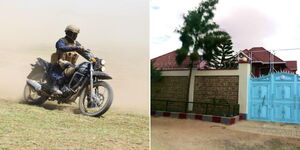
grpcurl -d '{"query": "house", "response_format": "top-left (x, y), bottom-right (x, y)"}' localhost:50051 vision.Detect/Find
top-left (152, 47), bottom-right (297, 77)
top-left (151, 47), bottom-right (299, 125)
top-left (240, 47), bottom-right (297, 77)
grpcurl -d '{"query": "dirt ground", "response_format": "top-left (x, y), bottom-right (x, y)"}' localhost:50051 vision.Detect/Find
top-left (151, 117), bottom-right (300, 150)
top-left (0, 100), bottom-right (149, 150)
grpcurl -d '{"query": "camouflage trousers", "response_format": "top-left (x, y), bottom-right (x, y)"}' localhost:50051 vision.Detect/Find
top-left (58, 59), bottom-right (75, 77)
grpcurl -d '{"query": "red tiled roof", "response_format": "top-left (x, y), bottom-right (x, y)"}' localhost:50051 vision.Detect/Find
top-left (241, 47), bottom-right (297, 72)
top-left (242, 47), bottom-right (284, 63)
top-left (285, 61), bottom-right (297, 71)
top-left (151, 50), bottom-right (206, 70)
top-left (153, 47), bottom-right (297, 72)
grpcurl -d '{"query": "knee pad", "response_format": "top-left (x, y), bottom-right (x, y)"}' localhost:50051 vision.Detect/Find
top-left (64, 66), bottom-right (75, 77)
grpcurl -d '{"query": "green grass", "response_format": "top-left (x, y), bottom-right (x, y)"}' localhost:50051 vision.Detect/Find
top-left (0, 100), bottom-right (149, 150)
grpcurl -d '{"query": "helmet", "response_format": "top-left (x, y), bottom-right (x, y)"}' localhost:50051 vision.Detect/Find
top-left (65, 25), bottom-right (80, 34)
top-left (65, 25), bottom-right (80, 41)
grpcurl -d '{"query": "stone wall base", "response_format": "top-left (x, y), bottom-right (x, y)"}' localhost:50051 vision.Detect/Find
top-left (151, 111), bottom-right (247, 125)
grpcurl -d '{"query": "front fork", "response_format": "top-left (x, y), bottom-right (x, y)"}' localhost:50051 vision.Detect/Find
top-left (89, 62), bottom-right (94, 102)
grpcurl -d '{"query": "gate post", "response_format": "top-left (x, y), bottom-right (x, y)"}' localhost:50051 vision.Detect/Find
top-left (238, 62), bottom-right (251, 116)
top-left (187, 70), bottom-right (195, 111)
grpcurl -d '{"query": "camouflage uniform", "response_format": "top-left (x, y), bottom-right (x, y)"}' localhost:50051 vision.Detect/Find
top-left (51, 25), bottom-right (81, 78)
top-left (49, 25), bottom-right (82, 95)
top-left (54, 37), bottom-right (81, 77)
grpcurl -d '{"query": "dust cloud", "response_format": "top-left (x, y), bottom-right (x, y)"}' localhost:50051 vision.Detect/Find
top-left (0, 0), bottom-right (149, 115)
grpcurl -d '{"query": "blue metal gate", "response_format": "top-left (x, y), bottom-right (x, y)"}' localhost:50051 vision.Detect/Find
top-left (249, 72), bottom-right (300, 123)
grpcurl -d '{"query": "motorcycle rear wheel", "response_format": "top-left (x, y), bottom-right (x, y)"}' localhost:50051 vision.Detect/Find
top-left (79, 81), bottom-right (113, 117)
top-left (23, 72), bottom-right (48, 105)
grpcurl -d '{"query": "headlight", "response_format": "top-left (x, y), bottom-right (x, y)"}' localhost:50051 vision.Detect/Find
top-left (99, 59), bottom-right (106, 65)
top-left (100, 66), bottom-right (105, 72)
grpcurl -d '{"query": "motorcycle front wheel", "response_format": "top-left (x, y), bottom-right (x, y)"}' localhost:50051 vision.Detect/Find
top-left (79, 81), bottom-right (113, 117)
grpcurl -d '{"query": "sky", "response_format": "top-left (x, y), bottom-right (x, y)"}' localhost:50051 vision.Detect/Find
top-left (150, 0), bottom-right (300, 66)
top-left (0, 0), bottom-right (149, 114)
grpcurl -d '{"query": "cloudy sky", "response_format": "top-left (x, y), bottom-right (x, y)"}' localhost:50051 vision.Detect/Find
top-left (150, 0), bottom-right (300, 64)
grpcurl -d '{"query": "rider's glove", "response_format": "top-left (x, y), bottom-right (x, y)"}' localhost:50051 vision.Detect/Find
top-left (76, 46), bottom-right (85, 51)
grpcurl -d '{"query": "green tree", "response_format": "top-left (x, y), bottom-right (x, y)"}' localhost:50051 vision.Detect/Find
top-left (205, 32), bottom-right (237, 69)
top-left (176, 0), bottom-right (219, 65)
top-left (175, 0), bottom-right (220, 104)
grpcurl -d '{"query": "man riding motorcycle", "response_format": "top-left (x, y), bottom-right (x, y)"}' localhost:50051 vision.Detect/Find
top-left (24, 24), bottom-right (113, 116)
top-left (50, 25), bottom-right (85, 95)
top-left (50, 25), bottom-right (98, 107)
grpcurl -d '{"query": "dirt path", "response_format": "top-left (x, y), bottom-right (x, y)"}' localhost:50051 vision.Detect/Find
top-left (151, 117), bottom-right (300, 150)
top-left (228, 120), bottom-right (300, 138)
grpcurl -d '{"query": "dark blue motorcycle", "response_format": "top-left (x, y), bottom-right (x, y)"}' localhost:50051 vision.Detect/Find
top-left (24, 50), bottom-right (113, 117)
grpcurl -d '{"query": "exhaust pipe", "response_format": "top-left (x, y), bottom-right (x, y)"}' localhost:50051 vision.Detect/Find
top-left (27, 79), bottom-right (42, 91)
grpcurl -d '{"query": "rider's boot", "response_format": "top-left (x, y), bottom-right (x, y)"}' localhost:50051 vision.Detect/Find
top-left (51, 80), bottom-right (62, 95)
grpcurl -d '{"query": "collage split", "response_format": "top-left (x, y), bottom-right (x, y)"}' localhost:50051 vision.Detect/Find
top-left (1, 0), bottom-right (300, 150)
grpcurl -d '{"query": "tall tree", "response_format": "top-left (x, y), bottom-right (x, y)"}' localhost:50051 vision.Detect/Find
top-left (205, 31), bottom-right (236, 69)
top-left (175, 0), bottom-right (220, 105)
top-left (176, 0), bottom-right (219, 65)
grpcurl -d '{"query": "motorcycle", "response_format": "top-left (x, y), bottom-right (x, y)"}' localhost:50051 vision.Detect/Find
top-left (24, 49), bottom-right (113, 117)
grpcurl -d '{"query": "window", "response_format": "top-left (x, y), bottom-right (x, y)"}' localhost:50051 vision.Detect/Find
top-left (260, 68), bottom-right (269, 76)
